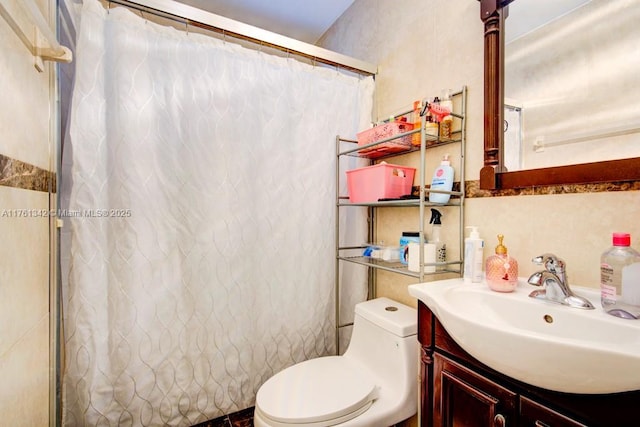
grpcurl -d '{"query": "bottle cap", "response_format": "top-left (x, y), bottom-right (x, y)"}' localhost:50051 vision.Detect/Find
top-left (495, 234), bottom-right (508, 255)
top-left (466, 226), bottom-right (480, 239)
top-left (613, 233), bottom-right (631, 246)
top-left (402, 231), bottom-right (420, 237)
top-left (441, 153), bottom-right (451, 166)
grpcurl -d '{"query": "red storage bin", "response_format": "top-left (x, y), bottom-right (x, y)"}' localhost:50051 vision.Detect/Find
top-left (346, 163), bottom-right (416, 203)
top-left (357, 121), bottom-right (414, 158)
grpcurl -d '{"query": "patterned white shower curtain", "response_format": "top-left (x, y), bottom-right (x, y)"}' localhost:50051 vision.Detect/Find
top-left (60, 1), bottom-right (373, 425)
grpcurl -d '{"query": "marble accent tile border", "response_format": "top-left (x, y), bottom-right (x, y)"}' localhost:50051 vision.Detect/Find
top-left (0, 154), bottom-right (55, 193)
top-left (465, 179), bottom-right (640, 198)
top-left (414, 180), bottom-right (639, 200)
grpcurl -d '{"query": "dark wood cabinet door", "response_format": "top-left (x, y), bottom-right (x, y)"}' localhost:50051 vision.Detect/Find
top-left (520, 396), bottom-right (587, 427)
top-left (434, 354), bottom-right (517, 427)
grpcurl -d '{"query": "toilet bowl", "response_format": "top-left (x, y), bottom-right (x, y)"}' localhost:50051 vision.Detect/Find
top-left (254, 297), bottom-right (418, 427)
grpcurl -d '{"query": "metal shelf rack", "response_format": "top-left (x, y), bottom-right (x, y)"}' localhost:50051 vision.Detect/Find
top-left (334, 86), bottom-right (467, 353)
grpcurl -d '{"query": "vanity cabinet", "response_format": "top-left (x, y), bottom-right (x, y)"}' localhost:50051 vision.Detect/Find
top-left (434, 353), bottom-right (517, 427)
top-left (418, 301), bottom-right (640, 427)
top-left (519, 397), bottom-right (587, 427)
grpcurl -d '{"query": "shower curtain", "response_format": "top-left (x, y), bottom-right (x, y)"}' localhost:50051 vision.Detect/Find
top-left (60, 0), bottom-right (373, 425)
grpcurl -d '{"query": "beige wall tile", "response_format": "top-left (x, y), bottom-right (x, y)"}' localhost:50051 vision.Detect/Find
top-left (467, 191), bottom-right (640, 288)
top-left (0, 5), bottom-right (53, 170)
top-left (0, 317), bottom-right (49, 426)
top-left (0, 0), bottom-right (54, 425)
top-left (0, 186), bottom-right (50, 356)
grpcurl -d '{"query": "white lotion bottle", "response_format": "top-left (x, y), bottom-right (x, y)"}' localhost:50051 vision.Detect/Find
top-left (429, 154), bottom-right (454, 204)
top-left (464, 226), bottom-right (484, 283)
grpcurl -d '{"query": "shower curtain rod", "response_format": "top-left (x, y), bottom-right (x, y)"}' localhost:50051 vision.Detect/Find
top-left (107, 0), bottom-right (378, 75)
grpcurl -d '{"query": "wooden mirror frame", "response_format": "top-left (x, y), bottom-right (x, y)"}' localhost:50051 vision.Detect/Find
top-left (479, 0), bottom-right (640, 190)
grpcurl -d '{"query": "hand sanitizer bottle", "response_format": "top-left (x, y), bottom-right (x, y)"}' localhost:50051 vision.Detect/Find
top-left (601, 233), bottom-right (640, 319)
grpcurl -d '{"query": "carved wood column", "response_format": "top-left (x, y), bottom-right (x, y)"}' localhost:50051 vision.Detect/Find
top-left (480, 0), bottom-right (506, 190)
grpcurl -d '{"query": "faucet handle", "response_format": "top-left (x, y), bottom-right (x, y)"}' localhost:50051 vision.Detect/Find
top-left (531, 253), bottom-right (565, 273)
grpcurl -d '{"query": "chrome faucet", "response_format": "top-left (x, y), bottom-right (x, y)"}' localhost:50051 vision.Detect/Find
top-left (527, 254), bottom-right (595, 309)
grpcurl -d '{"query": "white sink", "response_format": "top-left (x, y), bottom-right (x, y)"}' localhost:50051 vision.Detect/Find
top-left (409, 278), bottom-right (640, 394)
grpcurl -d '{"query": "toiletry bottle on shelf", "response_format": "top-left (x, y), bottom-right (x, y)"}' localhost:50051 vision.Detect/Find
top-left (408, 241), bottom-right (436, 273)
top-left (463, 226), bottom-right (484, 283)
top-left (424, 114), bottom-right (439, 143)
top-left (485, 234), bottom-right (519, 292)
top-left (600, 233), bottom-right (640, 319)
top-left (430, 208), bottom-right (446, 271)
top-left (440, 114), bottom-right (453, 140)
top-left (406, 230), bottom-right (436, 273)
top-left (411, 100), bottom-right (422, 146)
top-left (440, 90), bottom-right (453, 111)
top-left (439, 90), bottom-right (453, 140)
top-left (399, 232), bottom-right (421, 265)
top-left (428, 154), bottom-right (454, 204)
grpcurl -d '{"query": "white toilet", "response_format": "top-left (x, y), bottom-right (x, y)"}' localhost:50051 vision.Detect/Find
top-left (254, 297), bottom-right (418, 427)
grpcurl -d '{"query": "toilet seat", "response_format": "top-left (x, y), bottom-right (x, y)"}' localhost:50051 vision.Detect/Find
top-left (256, 356), bottom-right (378, 426)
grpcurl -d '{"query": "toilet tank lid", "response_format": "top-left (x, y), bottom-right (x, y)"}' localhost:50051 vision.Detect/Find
top-left (355, 297), bottom-right (417, 337)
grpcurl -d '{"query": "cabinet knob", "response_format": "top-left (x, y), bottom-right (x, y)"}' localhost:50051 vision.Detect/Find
top-left (493, 414), bottom-right (506, 427)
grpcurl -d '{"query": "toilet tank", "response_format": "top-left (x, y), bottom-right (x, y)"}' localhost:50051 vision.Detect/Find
top-left (344, 297), bottom-right (418, 388)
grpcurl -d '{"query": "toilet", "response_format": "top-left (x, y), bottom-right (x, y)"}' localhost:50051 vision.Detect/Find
top-left (254, 297), bottom-right (418, 427)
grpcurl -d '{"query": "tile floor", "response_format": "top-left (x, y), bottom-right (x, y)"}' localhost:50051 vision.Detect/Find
top-left (192, 407), bottom-right (254, 427)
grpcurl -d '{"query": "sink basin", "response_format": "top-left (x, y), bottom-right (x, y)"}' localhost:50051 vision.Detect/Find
top-left (409, 278), bottom-right (640, 394)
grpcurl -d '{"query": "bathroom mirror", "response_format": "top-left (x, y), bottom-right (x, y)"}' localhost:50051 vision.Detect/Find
top-left (479, 0), bottom-right (640, 190)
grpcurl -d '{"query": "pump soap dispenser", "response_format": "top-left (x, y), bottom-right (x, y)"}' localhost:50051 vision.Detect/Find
top-left (485, 234), bottom-right (519, 292)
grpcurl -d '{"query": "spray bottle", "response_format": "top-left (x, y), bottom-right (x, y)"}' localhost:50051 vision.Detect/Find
top-left (430, 209), bottom-right (446, 270)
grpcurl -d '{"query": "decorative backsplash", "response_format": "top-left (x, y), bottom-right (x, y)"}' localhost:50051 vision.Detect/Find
top-left (416, 179), bottom-right (640, 200)
top-left (0, 154), bottom-right (55, 193)
top-left (465, 179), bottom-right (640, 197)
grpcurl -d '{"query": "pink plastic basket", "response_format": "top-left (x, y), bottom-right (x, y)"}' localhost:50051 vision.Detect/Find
top-left (346, 163), bottom-right (416, 203)
top-left (357, 121), bottom-right (414, 158)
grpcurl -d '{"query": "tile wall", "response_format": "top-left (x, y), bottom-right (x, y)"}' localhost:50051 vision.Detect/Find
top-left (0, 0), bottom-right (56, 424)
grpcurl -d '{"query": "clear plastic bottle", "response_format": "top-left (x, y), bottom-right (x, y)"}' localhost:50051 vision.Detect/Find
top-left (600, 233), bottom-right (640, 319)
